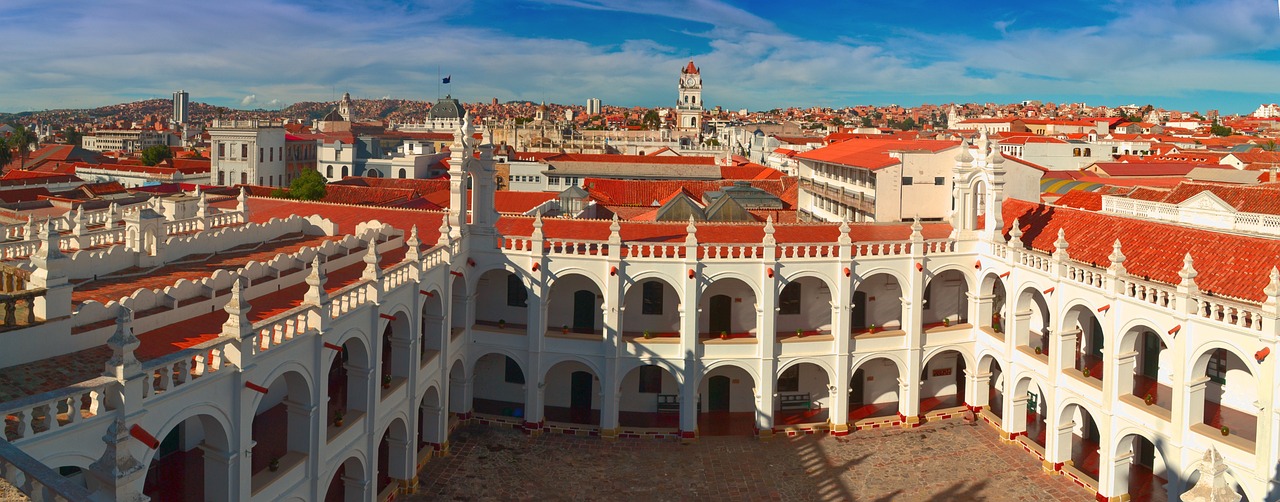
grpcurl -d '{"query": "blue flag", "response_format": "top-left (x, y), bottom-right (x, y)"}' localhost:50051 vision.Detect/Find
top-left (442, 75), bottom-right (451, 84)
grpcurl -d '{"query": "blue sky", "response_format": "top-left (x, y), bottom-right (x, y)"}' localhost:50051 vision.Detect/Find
top-left (2, 0), bottom-right (1279, 114)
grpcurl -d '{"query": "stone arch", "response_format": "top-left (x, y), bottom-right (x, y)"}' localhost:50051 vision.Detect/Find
top-left (1189, 341), bottom-right (1259, 445)
top-left (470, 351), bottom-right (527, 419)
top-left (542, 359), bottom-right (602, 426)
top-left (920, 348), bottom-right (971, 413)
top-left (1060, 302), bottom-right (1105, 380)
top-left (622, 271), bottom-right (685, 304)
top-left (1110, 427), bottom-right (1172, 501)
top-left (851, 270), bottom-right (904, 332)
top-left (248, 367), bottom-right (314, 475)
top-left (420, 290), bottom-right (445, 364)
top-left (621, 274), bottom-right (682, 337)
top-left (138, 406), bottom-right (234, 502)
top-left (774, 359), bottom-right (833, 421)
top-left (447, 359), bottom-right (467, 415)
top-left (323, 454), bottom-right (368, 502)
top-left (977, 353), bottom-right (1005, 418)
top-left (978, 272), bottom-right (1007, 331)
top-left (617, 362), bottom-right (682, 429)
top-left (849, 355), bottom-right (904, 422)
top-left (545, 267), bottom-right (606, 294)
top-left (1012, 285), bottom-right (1050, 350)
top-left (324, 328), bottom-right (372, 374)
top-left (702, 270), bottom-right (762, 298)
top-left (545, 272), bottom-right (605, 335)
top-left (701, 359), bottom-right (761, 384)
top-left (472, 266), bottom-right (533, 328)
top-left (376, 416), bottom-right (411, 493)
top-left (418, 386), bottom-right (444, 450)
top-left (776, 273), bottom-right (834, 334)
top-left (922, 267), bottom-right (971, 326)
top-left (1011, 373), bottom-right (1050, 447)
top-left (1056, 399), bottom-right (1104, 482)
top-left (1117, 320), bottom-right (1173, 411)
top-left (701, 275), bottom-right (759, 336)
top-left (698, 361), bottom-right (759, 434)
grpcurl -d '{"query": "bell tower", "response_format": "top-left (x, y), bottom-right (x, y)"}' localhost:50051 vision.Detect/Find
top-left (676, 60), bottom-right (703, 133)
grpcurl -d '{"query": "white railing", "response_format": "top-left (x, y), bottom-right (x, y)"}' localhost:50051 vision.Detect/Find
top-left (253, 308), bottom-right (312, 352)
top-left (423, 245), bottom-right (448, 271)
top-left (1066, 264), bottom-right (1105, 289)
top-left (622, 243), bottom-right (682, 258)
top-left (382, 262), bottom-right (414, 291)
top-left (164, 217), bottom-right (202, 234)
top-left (0, 241), bottom-right (40, 260)
top-left (1193, 296), bottom-right (1264, 332)
top-left (1, 377), bottom-right (114, 442)
top-left (330, 281), bottom-right (371, 319)
top-left (1103, 195), bottom-right (1280, 237)
top-left (922, 239), bottom-right (958, 255)
top-left (140, 337), bottom-right (238, 401)
top-left (853, 241), bottom-right (909, 257)
top-left (82, 228), bottom-right (126, 249)
top-left (700, 244), bottom-right (764, 259)
top-left (546, 240), bottom-right (608, 256)
top-left (777, 243), bottom-right (839, 259)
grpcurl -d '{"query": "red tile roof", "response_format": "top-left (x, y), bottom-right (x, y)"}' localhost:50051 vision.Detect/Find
top-left (1052, 191), bottom-right (1103, 210)
top-left (1003, 198), bottom-right (1280, 303)
top-left (796, 139), bottom-right (959, 170)
top-left (1158, 182), bottom-right (1280, 215)
top-left (543, 153), bottom-right (717, 165)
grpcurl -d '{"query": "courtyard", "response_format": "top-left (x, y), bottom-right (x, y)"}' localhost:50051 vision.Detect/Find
top-left (410, 420), bottom-right (1092, 501)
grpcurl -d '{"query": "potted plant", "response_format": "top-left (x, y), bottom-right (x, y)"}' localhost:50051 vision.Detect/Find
top-left (269, 457), bottom-right (280, 472)
top-left (796, 328), bottom-right (805, 338)
top-left (498, 319), bottom-right (507, 329)
top-left (382, 374), bottom-right (392, 389)
top-left (333, 410), bottom-right (344, 427)
top-left (643, 330), bottom-right (653, 339)
top-left (1082, 367), bottom-right (1091, 378)
top-left (1035, 346), bottom-right (1042, 355)
top-left (1144, 393), bottom-right (1154, 406)
top-left (943, 317), bottom-right (951, 327)
top-left (561, 325), bottom-right (570, 334)
top-left (1220, 425), bottom-right (1230, 436)
top-left (869, 323), bottom-right (877, 333)
top-left (720, 331), bottom-right (729, 340)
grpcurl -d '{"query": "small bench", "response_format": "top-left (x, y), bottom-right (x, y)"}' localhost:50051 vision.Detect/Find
top-left (779, 393), bottom-right (812, 411)
top-left (657, 394), bottom-right (680, 413)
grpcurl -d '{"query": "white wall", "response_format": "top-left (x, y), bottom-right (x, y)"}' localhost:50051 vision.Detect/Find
top-left (857, 358), bottom-right (900, 405)
top-left (474, 271), bottom-right (529, 325)
top-left (698, 365), bottom-right (756, 412)
top-left (545, 275), bottom-right (602, 331)
top-left (855, 274), bottom-right (903, 329)
top-left (618, 366), bottom-right (680, 413)
top-left (699, 279), bottom-right (758, 334)
top-left (621, 280), bottom-right (680, 334)
top-left (775, 277), bottom-right (832, 333)
top-left (543, 361), bottom-right (600, 410)
top-left (473, 354), bottom-right (526, 404)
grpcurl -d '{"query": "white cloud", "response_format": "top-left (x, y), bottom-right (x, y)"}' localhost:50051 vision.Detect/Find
top-left (0, 0), bottom-right (1276, 112)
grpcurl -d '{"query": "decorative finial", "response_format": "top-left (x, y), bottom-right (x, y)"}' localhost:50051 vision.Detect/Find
top-left (1180, 253), bottom-right (1197, 284)
top-left (1266, 267), bottom-right (1280, 299)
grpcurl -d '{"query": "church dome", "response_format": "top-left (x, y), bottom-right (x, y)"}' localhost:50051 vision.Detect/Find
top-left (429, 96), bottom-right (463, 120)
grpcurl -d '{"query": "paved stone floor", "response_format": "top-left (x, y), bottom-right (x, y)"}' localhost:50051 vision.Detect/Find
top-left (410, 420), bottom-right (1092, 501)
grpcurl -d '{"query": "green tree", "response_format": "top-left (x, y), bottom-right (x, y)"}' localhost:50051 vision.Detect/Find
top-left (8, 124), bottom-right (37, 169)
top-left (140, 144), bottom-right (173, 166)
top-left (861, 116), bottom-right (873, 127)
top-left (286, 168), bottom-right (327, 200)
top-left (0, 135), bottom-right (10, 169)
top-left (1210, 121), bottom-right (1233, 137)
top-left (62, 128), bottom-right (83, 147)
top-left (642, 110), bottom-right (660, 130)
top-left (900, 117), bottom-right (917, 130)
top-left (1261, 140), bottom-right (1280, 152)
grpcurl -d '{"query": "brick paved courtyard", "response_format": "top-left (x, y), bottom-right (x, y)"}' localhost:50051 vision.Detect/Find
top-left (411, 420), bottom-right (1092, 501)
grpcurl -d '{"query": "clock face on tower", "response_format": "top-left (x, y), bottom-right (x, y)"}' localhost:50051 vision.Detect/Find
top-left (682, 75), bottom-right (697, 87)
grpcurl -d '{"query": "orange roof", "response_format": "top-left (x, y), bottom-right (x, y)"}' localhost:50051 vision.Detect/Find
top-left (543, 153), bottom-right (717, 165)
top-left (1004, 198), bottom-right (1280, 303)
top-left (796, 139), bottom-right (958, 170)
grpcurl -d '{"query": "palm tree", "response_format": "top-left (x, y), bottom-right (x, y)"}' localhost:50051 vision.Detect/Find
top-left (0, 134), bottom-right (10, 171)
top-left (8, 124), bottom-right (37, 169)
top-left (1260, 140), bottom-right (1279, 152)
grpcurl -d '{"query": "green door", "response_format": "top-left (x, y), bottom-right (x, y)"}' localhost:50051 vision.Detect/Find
top-left (573, 290), bottom-right (595, 332)
top-left (708, 375), bottom-right (731, 411)
top-left (709, 295), bottom-right (732, 334)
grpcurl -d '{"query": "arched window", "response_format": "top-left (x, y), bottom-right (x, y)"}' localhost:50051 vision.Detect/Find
top-left (241, 172), bottom-right (248, 185)
top-left (398, 168), bottom-right (407, 179)
top-left (326, 165), bottom-right (333, 178)
top-left (341, 166), bottom-right (349, 177)
top-left (1084, 148), bottom-right (1092, 156)
top-left (1072, 148), bottom-right (1081, 157)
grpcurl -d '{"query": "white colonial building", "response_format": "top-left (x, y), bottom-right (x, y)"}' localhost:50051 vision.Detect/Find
top-left (0, 117), bottom-right (1274, 502)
